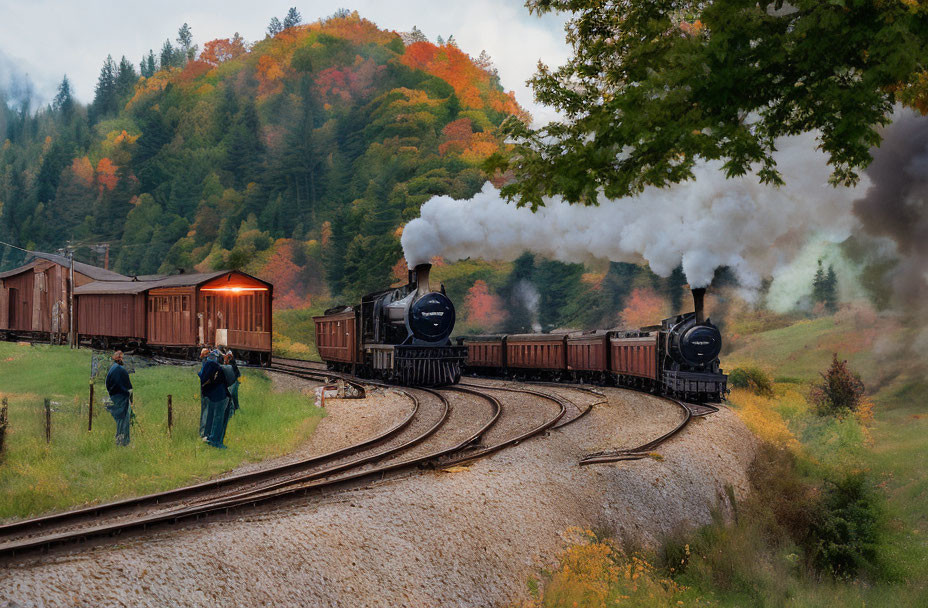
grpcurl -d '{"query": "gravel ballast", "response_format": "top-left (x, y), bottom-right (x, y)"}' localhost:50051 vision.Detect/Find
top-left (1, 383), bottom-right (757, 607)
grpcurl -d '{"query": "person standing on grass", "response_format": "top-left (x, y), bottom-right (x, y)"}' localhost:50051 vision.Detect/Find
top-left (221, 350), bottom-right (241, 416)
top-left (207, 350), bottom-right (240, 449)
top-left (197, 347), bottom-right (217, 439)
top-left (200, 348), bottom-right (231, 449)
top-left (104, 351), bottom-right (133, 446)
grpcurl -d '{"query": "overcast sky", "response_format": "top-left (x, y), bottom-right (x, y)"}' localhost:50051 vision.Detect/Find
top-left (0, 0), bottom-right (571, 124)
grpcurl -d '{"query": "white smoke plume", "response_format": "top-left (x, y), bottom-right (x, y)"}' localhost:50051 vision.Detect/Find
top-left (402, 132), bottom-right (867, 290)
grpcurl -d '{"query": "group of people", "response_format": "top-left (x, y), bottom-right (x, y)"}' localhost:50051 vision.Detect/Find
top-left (198, 347), bottom-right (241, 449)
top-left (102, 347), bottom-right (241, 448)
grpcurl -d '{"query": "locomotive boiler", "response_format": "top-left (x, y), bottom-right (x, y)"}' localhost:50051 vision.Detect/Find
top-left (314, 263), bottom-right (466, 386)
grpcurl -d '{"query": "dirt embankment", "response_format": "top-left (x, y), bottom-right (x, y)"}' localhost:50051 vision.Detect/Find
top-left (0, 381), bottom-right (756, 608)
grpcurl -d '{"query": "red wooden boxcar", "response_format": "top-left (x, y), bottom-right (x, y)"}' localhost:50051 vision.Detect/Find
top-left (75, 281), bottom-right (151, 342)
top-left (313, 309), bottom-right (359, 365)
top-left (566, 331), bottom-right (609, 377)
top-left (506, 333), bottom-right (567, 371)
top-left (609, 334), bottom-right (658, 384)
top-left (462, 335), bottom-right (506, 370)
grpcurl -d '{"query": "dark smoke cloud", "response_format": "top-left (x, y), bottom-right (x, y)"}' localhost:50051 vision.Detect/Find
top-left (854, 108), bottom-right (928, 309)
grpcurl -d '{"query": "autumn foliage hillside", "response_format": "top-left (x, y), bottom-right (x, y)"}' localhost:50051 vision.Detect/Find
top-left (0, 11), bottom-right (526, 309)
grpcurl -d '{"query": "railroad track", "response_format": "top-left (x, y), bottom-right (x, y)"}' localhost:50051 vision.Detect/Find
top-left (0, 361), bottom-right (570, 560)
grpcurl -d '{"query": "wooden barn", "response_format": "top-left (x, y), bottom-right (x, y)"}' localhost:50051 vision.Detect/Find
top-left (0, 252), bottom-right (129, 342)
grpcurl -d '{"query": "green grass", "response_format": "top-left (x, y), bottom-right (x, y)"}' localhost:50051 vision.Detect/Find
top-left (0, 342), bottom-right (324, 520)
top-left (273, 303), bottom-right (329, 361)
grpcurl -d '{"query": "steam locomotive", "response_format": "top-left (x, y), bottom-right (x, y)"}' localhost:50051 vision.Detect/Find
top-left (314, 263), bottom-right (466, 385)
top-left (459, 288), bottom-right (727, 402)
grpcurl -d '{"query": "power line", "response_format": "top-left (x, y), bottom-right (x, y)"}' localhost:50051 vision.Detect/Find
top-left (0, 240), bottom-right (32, 255)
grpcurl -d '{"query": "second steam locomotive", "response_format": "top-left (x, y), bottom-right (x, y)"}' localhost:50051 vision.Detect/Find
top-left (314, 264), bottom-right (466, 386)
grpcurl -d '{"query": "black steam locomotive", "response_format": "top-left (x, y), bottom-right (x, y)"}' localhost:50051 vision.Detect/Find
top-left (314, 263), bottom-right (466, 385)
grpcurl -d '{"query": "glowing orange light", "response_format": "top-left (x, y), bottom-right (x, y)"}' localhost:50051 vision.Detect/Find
top-left (200, 287), bottom-right (269, 293)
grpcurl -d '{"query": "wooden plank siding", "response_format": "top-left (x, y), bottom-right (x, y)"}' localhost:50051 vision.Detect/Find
top-left (506, 335), bottom-right (568, 370)
top-left (77, 294), bottom-right (146, 338)
top-left (566, 334), bottom-right (609, 372)
top-left (147, 288), bottom-right (196, 346)
top-left (465, 338), bottom-right (506, 368)
top-left (609, 335), bottom-right (658, 379)
top-left (313, 311), bottom-right (358, 363)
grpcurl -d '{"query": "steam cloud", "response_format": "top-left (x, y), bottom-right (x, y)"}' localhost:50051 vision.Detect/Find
top-left (854, 108), bottom-right (928, 308)
top-left (402, 132), bottom-right (866, 290)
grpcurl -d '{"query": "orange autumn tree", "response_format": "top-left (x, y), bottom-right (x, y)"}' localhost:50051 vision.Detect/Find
top-left (261, 240), bottom-right (306, 310)
top-left (95, 158), bottom-right (119, 193)
top-left (464, 280), bottom-right (507, 329)
top-left (619, 288), bottom-right (668, 328)
top-left (201, 36), bottom-right (248, 66)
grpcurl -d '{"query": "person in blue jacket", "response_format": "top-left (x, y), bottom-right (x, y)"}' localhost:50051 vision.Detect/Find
top-left (208, 350), bottom-right (241, 448)
top-left (199, 348), bottom-right (231, 449)
top-left (104, 351), bottom-right (133, 446)
top-left (197, 348), bottom-right (214, 439)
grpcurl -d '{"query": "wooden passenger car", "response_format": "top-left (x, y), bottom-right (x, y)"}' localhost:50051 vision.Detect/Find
top-left (506, 333), bottom-right (568, 372)
top-left (0, 252), bottom-right (129, 342)
top-left (75, 280), bottom-right (152, 343)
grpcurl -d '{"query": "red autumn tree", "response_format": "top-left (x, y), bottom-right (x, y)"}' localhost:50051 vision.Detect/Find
top-left (200, 37), bottom-right (247, 66)
top-left (619, 288), bottom-right (668, 328)
top-left (95, 158), bottom-right (119, 192)
top-left (464, 280), bottom-right (506, 328)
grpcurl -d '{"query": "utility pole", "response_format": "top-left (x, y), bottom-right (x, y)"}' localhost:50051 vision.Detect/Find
top-left (68, 248), bottom-right (75, 349)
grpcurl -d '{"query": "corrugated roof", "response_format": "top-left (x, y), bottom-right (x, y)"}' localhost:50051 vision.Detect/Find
top-left (74, 270), bottom-right (272, 296)
top-left (74, 280), bottom-right (162, 295)
top-left (29, 251), bottom-right (131, 282)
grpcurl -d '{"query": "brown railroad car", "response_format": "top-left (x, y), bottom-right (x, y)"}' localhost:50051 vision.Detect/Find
top-left (506, 333), bottom-right (567, 372)
top-left (313, 309), bottom-right (359, 365)
top-left (609, 334), bottom-right (658, 381)
top-left (566, 331), bottom-right (609, 378)
top-left (0, 252), bottom-right (128, 342)
top-left (462, 335), bottom-right (506, 370)
top-left (75, 281), bottom-right (151, 343)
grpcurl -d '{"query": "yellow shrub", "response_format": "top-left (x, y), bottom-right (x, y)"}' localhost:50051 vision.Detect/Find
top-left (728, 388), bottom-right (800, 450)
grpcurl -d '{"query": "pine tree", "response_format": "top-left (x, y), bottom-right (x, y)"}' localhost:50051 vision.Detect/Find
top-left (140, 50), bottom-right (157, 77)
top-left (115, 56), bottom-right (138, 101)
top-left (267, 17), bottom-right (283, 37)
top-left (176, 23), bottom-right (196, 62)
top-left (90, 55), bottom-right (118, 122)
top-left (824, 265), bottom-right (839, 312)
top-left (282, 7), bottom-right (302, 29)
top-left (52, 75), bottom-right (74, 122)
top-left (812, 259), bottom-right (826, 308)
top-left (160, 39), bottom-right (178, 69)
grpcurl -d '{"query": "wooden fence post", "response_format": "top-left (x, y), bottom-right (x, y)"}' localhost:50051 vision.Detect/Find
top-left (167, 395), bottom-right (173, 437)
top-left (44, 398), bottom-right (51, 444)
top-left (88, 382), bottom-right (94, 432)
top-left (0, 397), bottom-right (8, 455)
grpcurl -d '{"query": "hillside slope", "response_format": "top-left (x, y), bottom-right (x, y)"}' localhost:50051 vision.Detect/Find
top-left (0, 12), bottom-right (525, 306)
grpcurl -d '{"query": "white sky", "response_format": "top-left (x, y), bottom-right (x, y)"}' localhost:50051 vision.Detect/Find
top-left (0, 0), bottom-right (571, 125)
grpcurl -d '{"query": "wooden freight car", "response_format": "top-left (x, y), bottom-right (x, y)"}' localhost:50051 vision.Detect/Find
top-left (0, 251), bottom-right (129, 343)
top-left (506, 333), bottom-right (568, 378)
top-left (609, 332), bottom-right (659, 391)
top-left (566, 331), bottom-right (610, 382)
top-left (460, 335), bottom-right (506, 373)
top-left (313, 308), bottom-right (359, 371)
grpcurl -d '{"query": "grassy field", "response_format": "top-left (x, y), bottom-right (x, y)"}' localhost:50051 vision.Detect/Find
top-left (0, 342), bottom-right (324, 521)
top-left (530, 307), bottom-right (927, 607)
top-left (273, 304), bottom-right (327, 361)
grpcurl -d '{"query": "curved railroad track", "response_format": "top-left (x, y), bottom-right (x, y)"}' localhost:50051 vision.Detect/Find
top-left (0, 360), bottom-right (573, 560)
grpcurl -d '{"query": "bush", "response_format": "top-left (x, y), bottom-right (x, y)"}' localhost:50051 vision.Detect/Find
top-left (810, 472), bottom-right (884, 579)
top-left (810, 353), bottom-right (865, 416)
top-left (728, 365), bottom-right (774, 397)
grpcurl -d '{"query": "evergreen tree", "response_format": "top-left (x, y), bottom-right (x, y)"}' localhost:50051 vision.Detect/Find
top-left (160, 39), bottom-right (179, 69)
top-left (140, 50), bottom-right (157, 77)
top-left (267, 17), bottom-right (283, 37)
top-left (115, 56), bottom-right (138, 101)
top-left (176, 23), bottom-right (196, 62)
top-left (812, 259), bottom-right (827, 309)
top-left (282, 7), bottom-right (302, 29)
top-left (824, 265), bottom-right (839, 313)
top-left (90, 55), bottom-right (118, 122)
top-left (52, 75), bottom-right (74, 122)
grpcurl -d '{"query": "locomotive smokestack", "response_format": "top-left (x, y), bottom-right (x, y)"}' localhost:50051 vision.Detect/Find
top-left (692, 288), bottom-right (706, 324)
top-left (414, 263), bottom-right (432, 298)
